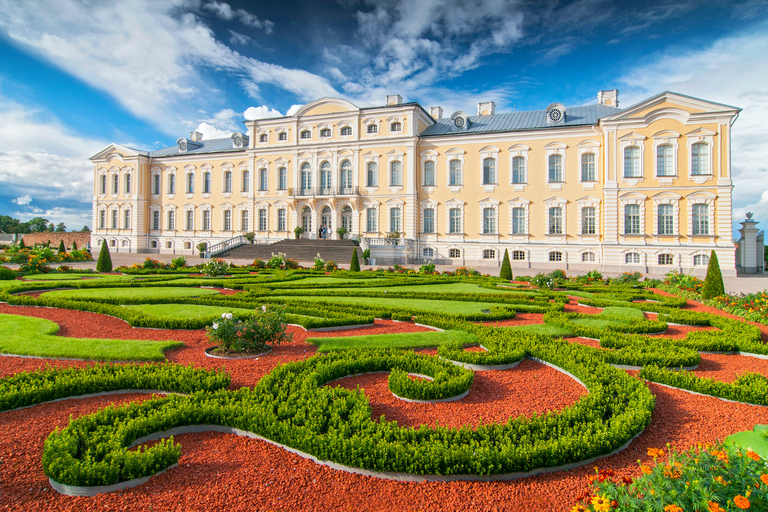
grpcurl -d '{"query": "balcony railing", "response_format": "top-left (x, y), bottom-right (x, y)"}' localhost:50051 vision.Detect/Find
top-left (291, 186), bottom-right (359, 197)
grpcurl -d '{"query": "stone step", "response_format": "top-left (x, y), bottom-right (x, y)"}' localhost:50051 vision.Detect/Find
top-left (218, 238), bottom-right (360, 264)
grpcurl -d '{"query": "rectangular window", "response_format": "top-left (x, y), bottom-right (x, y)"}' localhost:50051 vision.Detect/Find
top-left (167, 210), bottom-right (175, 230)
top-left (692, 204), bottom-right (709, 235)
top-left (422, 247), bottom-right (433, 257)
top-left (581, 207), bottom-right (596, 235)
top-left (112, 174), bottom-right (119, 194)
top-left (186, 173), bottom-right (194, 194)
top-left (125, 174), bottom-right (131, 194)
top-left (223, 210), bottom-right (231, 231)
top-left (390, 161), bottom-right (402, 187)
top-left (626, 253), bottom-right (640, 264)
top-left (512, 208), bottom-right (525, 235)
top-left (658, 204), bottom-right (674, 235)
top-left (549, 251), bottom-right (562, 262)
top-left (203, 173), bottom-right (211, 194)
top-left (582, 252), bottom-right (596, 262)
top-left (423, 161), bottom-right (435, 186)
top-left (278, 167), bottom-right (287, 190)
top-left (657, 145), bottom-right (674, 176)
top-left (548, 155), bottom-right (563, 182)
top-left (258, 209), bottom-right (267, 231)
top-left (482, 208), bottom-right (496, 234)
top-left (691, 143), bottom-right (709, 175)
top-left (548, 207), bottom-right (563, 234)
top-left (367, 163), bottom-right (378, 187)
top-left (482, 249), bottom-right (495, 259)
top-left (277, 209), bottom-right (286, 231)
top-left (202, 210), bottom-right (211, 231)
top-left (624, 147), bottom-right (641, 178)
top-left (259, 169), bottom-right (268, 191)
top-left (153, 175), bottom-right (160, 195)
top-left (624, 204), bottom-right (640, 234)
top-left (111, 210), bottom-right (118, 229)
top-left (186, 210), bottom-right (194, 231)
top-left (223, 171), bottom-right (232, 193)
top-left (242, 170), bottom-right (250, 192)
top-left (482, 158), bottom-right (496, 185)
top-left (390, 207), bottom-right (401, 233)
top-left (366, 208), bottom-right (377, 232)
top-left (152, 211), bottom-right (160, 230)
top-left (449, 160), bottom-right (462, 186)
top-left (512, 250), bottom-right (525, 260)
top-left (449, 248), bottom-right (461, 258)
top-left (581, 153), bottom-right (596, 181)
top-left (99, 210), bottom-right (105, 229)
top-left (168, 174), bottom-right (175, 195)
top-left (512, 157), bottom-right (525, 184)
top-left (100, 175), bottom-right (107, 195)
top-left (123, 210), bottom-right (130, 229)
top-left (241, 210), bottom-right (248, 231)
top-left (449, 208), bottom-right (461, 234)
top-left (658, 254), bottom-right (674, 265)
top-left (423, 208), bottom-right (434, 233)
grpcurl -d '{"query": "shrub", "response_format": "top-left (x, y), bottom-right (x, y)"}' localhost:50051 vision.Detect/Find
top-left (313, 253), bottom-right (325, 271)
top-left (548, 269), bottom-right (566, 281)
top-left (202, 258), bottom-right (229, 277)
top-left (350, 248), bottom-right (360, 272)
top-left (170, 256), bottom-right (187, 270)
top-left (499, 249), bottom-right (513, 280)
top-left (57, 240), bottom-right (66, 254)
top-left (362, 248), bottom-right (371, 260)
top-left (72, 240), bottom-right (77, 251)
top-left (455, 266), bottom-right (480, 276)
top-left (18, 238), bottom-right (26, 249)
top-left (612, 271), bottom-right (642, 284)
top-left (21, 255), bottom-right (51, 274)
top-left (206, 307), bottom-right (292, 353)
top-left (0, 266), bottom-right (16, 280)
top-left (251, 258), bottom-right (267, 269)
top-left (531, 273), bottom-right (555, 290)
top-left (419, 259), bottom-right (435, 274)
top-left (701, 250), bottom-right (725, 300)
top-left (96, 240), bottom-right (113, 273)
top-left (142, 257), bottom-right (166, 270)
top-left (196, 242), bottom-right (208, 256)
top-left (267, 252), bottom-right (286, 269)
top-left (324, 260), bottom-right (338, 272)
top-left (244, 232), bottom-right (255, 243)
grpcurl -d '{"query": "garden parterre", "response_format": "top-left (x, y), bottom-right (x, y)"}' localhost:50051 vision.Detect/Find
top-left (0, 267), bottom-right (766, 511)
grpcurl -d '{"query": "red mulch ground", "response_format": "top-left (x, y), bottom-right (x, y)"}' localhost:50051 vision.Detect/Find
top-left (0, 296), bottom-right (767, 512)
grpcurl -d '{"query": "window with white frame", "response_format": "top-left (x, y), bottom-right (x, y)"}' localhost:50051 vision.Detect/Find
top-left (658, 254), bottom-right (674, 265)
top-left (422, 247), bottom-right (433, 257)
top-left (223, 171), bottom-right (232, 193)
top-left (390, 121), bottom-right (401, 132)
top-left (112, 174), bottom-right (119, 194)
top-left (340, 126), bottom-right (352, 136)
top-left (692, 204), bottom-right (709, 235)
top-left (449, 248), bottom-right (461, 258)
top-left (340, 160), bottom-right (353, 190)
top-left (223, 210), bottom-right (232, 231)
top-left (320, 161), bottom-right (332, 191)
top-left (259, 168), bottom-right (268, 191)
top-left (624, 204), bottom-right (641, 234)
top-left (482, 208), bottom-right (496, 234)
top-left (167, 210), bottom-right (175, 230)
top-left (165, 241), bottom-right (172, 249)
top-left (512, 208), bottom-right (525, 234)
top-left (110, 239), bottom-right (116, 247)
top-left (153, 174), bottom-right (160, 195)
top-left (202, 210), bottom-right (211, 231)
top-left (548, 207), bottom-right (563, 234)
top-left (259, 134), bottom-right (268, 143)
top-left (390, 161), bottom-right (402, 187)
top-left (366, 208), bottom-right (377, 232)
top-left (278, 167), bottom-right (287, 190)
top-left (423, 208), bottom-right (435, 233)
top-left (150, 240), bottom-right (158, 248)
top-left (389, 207), bottom-right (401, 233)
top-left (367, 162), bottom-right (378, 187)
top-left (483, 249), bottom-right (496, 259)
top-left (301, 162), bottom-right (312, 190)
top-left (581, 207), bottom-right (596, 234)
top-left (203, 172), bottom-right (211, 194)
top-left (241, 210), bottom-right (248, 231)
top-left (123, 210), bottom-right (130, 229)
top-left (186, 172), bottom-right (194, 194)
top-left (549, 251), bottom-right (562, 261)
top-left (581, 153), bottom-right (596, 181)
top-left (512, 156), bottom-right (526, 184)
top-left (424, 161), bottom-right (435, 186)
top-left (319, 128), bottom-right (331, 138)
top-left (184, 241), bottom-right (191, 250)
top-left (186, 210), bottom-right (194, 231)
top-left (99, 210), bottom-right (106, 229)
top-left (300, 130), bottom-right (311, 139)
top-left (657, 204), bottom-right (674, 235)
top-left (691, 143), bottom-right (709, 175)
top-left (449, 208), bottom-right (461, 234)
top-left (111, 210), bottom-right (118, 229)
top-left (482, 158), bottom-right (497, 185)
top-left (449, 160), bottom-right (462, 186)
top-left (367, 123), bottom-right (378, 134)
top-left (693, 254), bottom-right (710, 266)
top-left (548, 155), bottom-right (563, 183)
top-left (582, 252), bottom-right (595, 262)
top-left (277, 209), bottom-right (286, 231)
top-left (624, 147), bottom-right (641, 178)
top-left (125, 174), bottom-right (131, 194)
top-left (258, 209), bottom-right (267, 231)
top-left (278, 131), bottom-right (287, 141)
top-left (152, 211), bottom-right (160, 230)
top-left (100, 175), bottom-right (107, 194)
top-left (168, 174), bottom-right (175, 194)
top-left (242, 170), bottom-right (250, 192)
top-left (625, 252), bottom-right (640, 264)
top-left (656, 145), bottom-right (674, 177)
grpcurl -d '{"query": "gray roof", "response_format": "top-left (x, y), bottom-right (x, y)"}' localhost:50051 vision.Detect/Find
top-left (419, 104), bottom-right (623, 137)
top-left (150, 136), bottom-right (248, 158)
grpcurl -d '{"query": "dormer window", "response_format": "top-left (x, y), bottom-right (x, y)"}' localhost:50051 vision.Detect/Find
top-left (177, 137), bottom-right (188, 152)
top-left (231, 132), bottom-right (245, 148)
top-left (340, 126), bottom-right (352, 136)
top-left (367, 124), bottom-right (378, 134)
top-left (546, 103), bottom-right (566, 125)
top-left (390, 121), bottom-right (401, 132)
top-left (300, 130), bottom-right (311, 139)
top-left (278, 131), bottom-right (287, 141)
top-left (259, 133), bottom-right (268, 143)
top-left (320, 128), bottom-right (331, 138)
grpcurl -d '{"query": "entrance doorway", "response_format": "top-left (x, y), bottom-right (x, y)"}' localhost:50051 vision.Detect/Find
top-left (321, 206), bottom-right (332, 238)
top-left (302, 206), bottom-right (312, 237)
top-left (341, 205), bottom-right (352, 234)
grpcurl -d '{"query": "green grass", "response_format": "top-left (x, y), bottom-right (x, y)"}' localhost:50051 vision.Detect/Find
top-left (0, 313), bottom-right (181, 361)
top-left (506, 323), bottom-right (574, 336)
top-left (286, 282), bottom-right (528, 295)
top-left (20, 273), bottom-right (103, 281)
top-left (124, 304), bottom-right (256, 319)
top-left (307, 329), bottom-right (477, 352)
top-left (40, 287), bottom-right (222, 300)
top-left (601, 306), bottom-right (646, 319)
top-left (270, 295), bottom-right (509, 315)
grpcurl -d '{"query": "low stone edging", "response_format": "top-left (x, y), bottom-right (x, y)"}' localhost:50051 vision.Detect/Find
top-left (204, 346), bottom-right (273, 360)
top-left (646, 381), bottom-right (768, 408)
top-left (3, 389), bottom-right (181, 413)
top-left (323, 371), bottom-right (468, 404)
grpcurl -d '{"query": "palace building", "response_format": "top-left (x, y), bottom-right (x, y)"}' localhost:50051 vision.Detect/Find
top-left (90, 90), bottom-right (740, 276)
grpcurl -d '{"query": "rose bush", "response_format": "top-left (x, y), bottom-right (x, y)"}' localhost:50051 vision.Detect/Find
top-left (206, 306), bottom-right (292, 353)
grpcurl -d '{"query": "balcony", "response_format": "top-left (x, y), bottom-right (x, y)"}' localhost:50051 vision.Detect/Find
top-left (291, 186), bottom-right (359, 197)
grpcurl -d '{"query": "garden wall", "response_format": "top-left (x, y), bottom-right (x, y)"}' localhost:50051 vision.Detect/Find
top-left (20, 232), bottom-right (92, 250)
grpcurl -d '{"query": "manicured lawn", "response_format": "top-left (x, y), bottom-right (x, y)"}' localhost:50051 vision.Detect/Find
top-left (506, 323), bottom-right (574, 336)
top-left (601, 306), bottom-right (646, 319)
top-left (124, 304), bottom-right (256, 319)
top-left (20, 273), bottom-right (103, 281)
top-left (307, 329), bottom-right (477, 352)
top-left (270, 295), bottom-right (510, 315)
top-left (40, 287), bottom-right (221, 300)
top-left (0, 313), bottom-right (181, 361)
top-left (270, 276), bottom-right (390, 286)
top-left (288, 282), bottom-right (530, 295)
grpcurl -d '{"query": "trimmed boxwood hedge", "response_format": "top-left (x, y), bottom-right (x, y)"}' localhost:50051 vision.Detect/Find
top-left (640, 365), bottom-right (768, 406)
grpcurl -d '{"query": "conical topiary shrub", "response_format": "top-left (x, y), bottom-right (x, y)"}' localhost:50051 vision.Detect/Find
top-left (350, 247), bottom-right (361, 272)
top-left (499, 248), bottom-right (513, 281)
top-left (701, 250), bottom-right (725, 300)
top-left (72, 240), bottom-right (78, 251)
top-left (57, 240), bottom-right (66, 254)
top-left (96, 240), bottom-right (113, 273)
top-left (19, 238), bottom-right (26, 249)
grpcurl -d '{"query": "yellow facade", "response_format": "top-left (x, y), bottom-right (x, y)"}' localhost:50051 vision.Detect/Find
top-left (90, 91), bottom-right (740, 275)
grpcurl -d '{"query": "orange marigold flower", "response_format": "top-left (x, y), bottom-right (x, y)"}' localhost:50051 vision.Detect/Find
top-left (746, 450), bottom-right (761, 461)
top-left (708, 501), bottom-right (726, 512)
top-left (590, 495), bottom-right (611, 512)
top-left (648, 448), bottom-right (665, 459)
top-left (733, 495), bottom-right (751, 509)
top-left (761, 474), bottom-right (768, 486)
top-left (641, 464), bottom-right (652, 475)
top-left (570, 505), bottom-right (588, 512)
top-left (664, 505), bottom-right (683, 512)
top-left (714, 476), bottom-right (727, 485)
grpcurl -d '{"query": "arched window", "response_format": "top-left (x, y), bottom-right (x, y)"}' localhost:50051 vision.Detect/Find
top-left (223, 170), bottom-right (232, 193)
top-left (624, 147), bottom-right (640, 178)
top-left (259, 133), bottom-right (268, 143)
top-left (340, 160), bottom-right (352, 191)
top-left (581, 153), bottom-right (595, 181)
top-left (693, 254), bottom-right (710, 266)
top-left (656, 144), bottom-right (673, 176)
top-left (390, 161), bottom-right (402, 186)
top-left (259, 168), bottom-right (268, 191)
top-left (367, 123), bottom-right (378, 134)
top-left (367, 162), bottom-right (378, 187)
top-left (300, 130), bottom-right (311, 139)
top-left (512, 156), bottom-right (525, 184)
top-left (320, 128), bottom-right (331, 138)
top-left (548, 154), bottom-right (563, 182)
top-left (625, 252), bottom-right (640, 264)
top-left (300, 162), bottom-right (312, 191)
top-left (320, 161), bottom-right (332, 192)
top-left (449, 159), bottom-right (462, 186)
top-left (482, 158), bottom-right (496, 185)
top-left (242, 170), bottom-right (250, 192)
top-left (390, 121), bottom-right (401, 132)
top-left (278, 131), bottom-right (287, 141)
top-left (423, 160), bottom-right (435, 186)
top-left (691, 143), bottom-right (708, 175)
top-left (203, 172), bottom-right (211, 194)
top-left (340, 126), bottom-right (352, 136)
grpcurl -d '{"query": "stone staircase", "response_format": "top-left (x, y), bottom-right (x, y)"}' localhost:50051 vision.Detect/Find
top-left (217, 238), bottom-right (359, 265)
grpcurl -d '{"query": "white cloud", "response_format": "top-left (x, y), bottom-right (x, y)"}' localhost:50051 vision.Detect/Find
top-left (12, 194), bottom-right (32, 205)
top-left (286, 104), bottom-right (303, 116)
top-left (202, 1), bottom-right (274, 33)
top-left (243, 105), bottom-right (283, 120)
top-left (193, 122), bottom-right (232, 140)
top-left (617, 24), bottom-right (768, 234)
top-left (228, 30), bottom-right (251, 46)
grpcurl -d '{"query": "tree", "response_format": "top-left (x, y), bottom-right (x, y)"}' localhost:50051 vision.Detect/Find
top-left (81, 226), bottom-right (91, 232)
top-left (57, 240), bottom-right (66, 254)
top-left (96, 240), bottom-right (113, 272)
top-left (55, 223), bottom-right (66, 232)
top-left (499, 249), bottom-right (513, 281)
top-left (18, 238), bottom-right (26, 249)
top-left (350, 247), bottom-right (361, 272)
top-left (701, 250), bottom-right (725, 300)
top-left (27, 217), bottom-right (50, 232)
top-left (72, 240), bottom-right (78, 251)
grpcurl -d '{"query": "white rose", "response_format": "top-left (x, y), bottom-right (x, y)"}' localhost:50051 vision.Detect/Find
top-left (224, 313), bottom-right (233, 320)
top-left (221, 313), bottom-right (228, 319)
top-left (261, 305), bottom-right (267, 312)
top-left (212, 323), bottom-right (219, 329)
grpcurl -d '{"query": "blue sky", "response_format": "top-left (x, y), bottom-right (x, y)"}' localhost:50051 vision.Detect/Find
top-left (0, 0), bottom-right (767, 233)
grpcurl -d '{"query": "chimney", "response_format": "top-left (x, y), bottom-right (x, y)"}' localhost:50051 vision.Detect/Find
top-left (430, 106), bottom-right (443, 120)
top-left (190, 131), bottom-right (203, 142)
top-left (477, 101), bottom-right (495, 116)
top-left (597, 90), bottom-right (619, 107)
top-left (386, 94), bottom-right (403, 106)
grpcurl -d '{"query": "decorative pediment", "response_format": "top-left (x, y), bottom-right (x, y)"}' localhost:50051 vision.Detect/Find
top-left (89, 143), bottom-right (147, 161)
top-left (601, 91), bottom-right (740, 122)
top-left (293, 97), bottom-right (359, 117)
